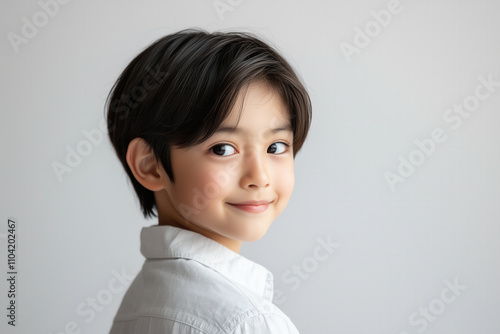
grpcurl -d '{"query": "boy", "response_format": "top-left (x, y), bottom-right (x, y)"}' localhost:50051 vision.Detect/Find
top-left (106, 29), bottom-right (311, 333)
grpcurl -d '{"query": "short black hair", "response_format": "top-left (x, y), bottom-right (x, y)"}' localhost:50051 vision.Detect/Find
top-left (106, 29), bottom-right (312, 219)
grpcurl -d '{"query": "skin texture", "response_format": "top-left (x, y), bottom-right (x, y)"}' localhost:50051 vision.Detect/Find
top-left (126, 81), bottom-right (295, 253)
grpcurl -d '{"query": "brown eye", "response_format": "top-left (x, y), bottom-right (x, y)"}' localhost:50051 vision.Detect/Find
top-left (268, 142), bottom-right (288, 154)
top-left (211, 144), bottom-right (237, 156)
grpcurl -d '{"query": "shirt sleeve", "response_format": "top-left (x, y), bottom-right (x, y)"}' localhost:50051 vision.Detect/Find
top-left (230, 313), bottom-right (300, 334)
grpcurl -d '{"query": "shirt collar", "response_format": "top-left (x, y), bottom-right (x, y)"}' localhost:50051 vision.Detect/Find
top-left (140, 225), bottom-right (274, 301)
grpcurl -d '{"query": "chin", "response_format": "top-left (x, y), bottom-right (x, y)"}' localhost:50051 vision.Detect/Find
top-left (236, 225), bottom-right (272, 243)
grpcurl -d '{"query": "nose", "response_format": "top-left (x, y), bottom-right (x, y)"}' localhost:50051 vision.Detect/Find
top-left (239, 150), bottom-right (271, 189)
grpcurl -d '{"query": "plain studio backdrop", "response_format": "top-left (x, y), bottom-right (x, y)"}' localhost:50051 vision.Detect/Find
top-left (1, 0), bottom-right (499, 333)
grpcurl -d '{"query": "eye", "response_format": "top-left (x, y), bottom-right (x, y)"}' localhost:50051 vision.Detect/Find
top-left (211, 144), bottom-right (237, 156)
top-left (268, 142), bottom-right (288, 154)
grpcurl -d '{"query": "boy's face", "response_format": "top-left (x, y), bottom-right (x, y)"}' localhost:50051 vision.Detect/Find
top-left (156, 81), bottom-right (295, 252)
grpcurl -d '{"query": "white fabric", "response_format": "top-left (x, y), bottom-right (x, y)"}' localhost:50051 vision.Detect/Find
top-left (109, 225), bottom-right (300, 334)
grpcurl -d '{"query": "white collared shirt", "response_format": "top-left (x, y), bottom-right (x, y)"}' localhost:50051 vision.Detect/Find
top-left (109, 225), bottom-right (300, 334)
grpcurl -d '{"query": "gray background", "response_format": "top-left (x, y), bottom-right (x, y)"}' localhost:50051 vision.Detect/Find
top-left (1, 0), bottom-right (499, 333)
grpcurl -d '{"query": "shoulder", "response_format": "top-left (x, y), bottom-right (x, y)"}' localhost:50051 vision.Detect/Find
top-left (162, 258), bottom-right (293, 332)
top-left (228, 303), bottom-right (300, 334)
top-left (112, 257), bottom-right (298, 333)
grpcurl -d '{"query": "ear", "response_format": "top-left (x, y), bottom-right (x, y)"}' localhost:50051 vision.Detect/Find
top-left (126, 138), bottom-right (166, 191)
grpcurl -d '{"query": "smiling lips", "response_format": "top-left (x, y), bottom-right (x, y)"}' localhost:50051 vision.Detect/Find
top-left (227, 201), bottom-right (272, 213)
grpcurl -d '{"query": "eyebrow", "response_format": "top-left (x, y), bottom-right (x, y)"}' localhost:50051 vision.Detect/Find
top-left (213, 125), bottom-right (293, 136)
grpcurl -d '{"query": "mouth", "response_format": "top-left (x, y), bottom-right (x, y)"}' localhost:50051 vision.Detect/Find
top-left (227, 200), bottom-right (273, 213)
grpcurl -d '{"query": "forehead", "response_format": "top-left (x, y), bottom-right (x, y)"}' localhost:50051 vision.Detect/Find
top-left (220, 81), bottom-right (291, 130)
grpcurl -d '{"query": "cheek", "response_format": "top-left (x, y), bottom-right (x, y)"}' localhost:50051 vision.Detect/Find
top-left (178, 162), bottom-right (232, 203)
top-left (274, 160), bottom-right (295, 198)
